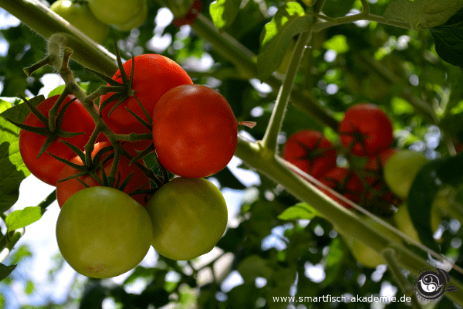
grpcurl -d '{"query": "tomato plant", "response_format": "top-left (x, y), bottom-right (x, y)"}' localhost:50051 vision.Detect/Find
top-left (100, 54), bottom-right (192, 142)
top-left (56, 141), bottom-right (151, 207)
top-left (88, 0), bottom-right (147, 26)
top-left (383, 149), bottom-right (429, 199)
top-left (145, 177), bottom-right (228, 260)
top-left (338, 104), bottom-right (393, 157)
top-left (152, 84), bottom-right (238, 178)
top-left (56, 186), bottom-right (153, 278)
top-left (50, 0), bottom-right (109, 43)
top-left (19, 95), bottom-right (95, 186)
top-left (282, 129), bottom-right (336, 179)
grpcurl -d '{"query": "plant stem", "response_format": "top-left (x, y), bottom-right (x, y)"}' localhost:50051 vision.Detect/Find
top-left (262, 29), bottom-right (314, 153)
top-left (0, 228), bottom-right (25, 264)
top-left (0, 0), bottom-right (117, 75)
top-left (313, 12), bottom-right (411, 32)
top-left (382, 248), bottom-right (422, 309)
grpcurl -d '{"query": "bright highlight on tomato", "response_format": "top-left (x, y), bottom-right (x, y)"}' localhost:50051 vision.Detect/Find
top-left (19, 95), bottom-right (95, 186)
top-left (152, 84), bottom-right (238, 178)
top-left (56, 187), bottom-right (153, 278)
top-left (146, 177), bottom-right (228, 260)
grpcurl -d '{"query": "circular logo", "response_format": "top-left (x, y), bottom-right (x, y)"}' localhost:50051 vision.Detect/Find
top-left (414, 268), bottom-right (457, 300)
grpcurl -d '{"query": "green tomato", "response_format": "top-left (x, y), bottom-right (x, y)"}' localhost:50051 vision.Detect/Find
top-left (345, 217), bottom-right (402, 268)
top-left (56, 187), bottom-right (153, 278)
top-left (88, 0), bottom-right (146, 26)
top-left (50, 0), bottom-right (109, 43)
top-left (146, 177), bottom-right (228, 260)
top-left (383, 150), bottom-right (429, 199)
top-left (113, 0), bottom-right (148, 31)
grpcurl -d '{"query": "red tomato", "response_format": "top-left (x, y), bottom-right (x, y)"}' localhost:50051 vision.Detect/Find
top-left (152, 84), bottom-right (237, 178)
top-left (56, 141), bottom-right (151, 207)
top-left (338, 104), bottom-right (393, 157)
top-left (19, 95), bottom-right (94, 186)
top-left (319, 167), bottom-right (364, 208)
top-left (282, 130), bottom-right (337, 179)
top-left (100, 54), bottom-right (192, 146)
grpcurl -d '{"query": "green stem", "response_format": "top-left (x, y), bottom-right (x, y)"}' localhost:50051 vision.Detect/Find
top-left (0, 0), bottom-right (117, 75)
top-left (382, 248), bottom-right (422, 309)
top-left (0, 228), bottom-right (25, 264)
top-left (262, 29), bottom-right (314, 153)
top-left (234, 139), bottom-right (463, 305)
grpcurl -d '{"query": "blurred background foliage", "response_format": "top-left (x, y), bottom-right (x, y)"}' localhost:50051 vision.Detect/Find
top-left (1, 0), bottom-right (463, 308)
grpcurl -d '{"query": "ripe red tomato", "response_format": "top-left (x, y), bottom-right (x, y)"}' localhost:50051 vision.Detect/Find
top-left (338, 104), bottom-right (393, 157)
top-left (19, 95), bottom-right (94, 186)
top-left (56, 141), bottom-right (151, 207)
top-left (56, 186), bottom-right (153, 278)
top-left (152, 84), bottom-right (238, 178)
top-left (282, 130), bottom-right (337, 179)
top-left (100, 54), bottom-right (192, 141)
top-left (319, 167), bottom-right (364, 208)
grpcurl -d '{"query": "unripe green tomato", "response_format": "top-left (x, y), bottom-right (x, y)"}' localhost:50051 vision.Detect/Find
top-left (113, 0), bottom-right (148, 31)
top-left (88, 0), bottom-right (146, 25)
top-left (383, 150), bottom-right (429, 199)
top-left (393, 202), bottom-right (441, 244)
top-left (345, 217), bottom-right (402, 268)
top-left (146, 177), bottom-right (228, 260)
top-left (56, 187), bottom-right (153, 278)
top-left (50, 0), bottom-right (109, 44)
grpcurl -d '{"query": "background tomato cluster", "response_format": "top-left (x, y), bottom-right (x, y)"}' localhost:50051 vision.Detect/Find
top-left (1, 0), bottom-right (463, 308)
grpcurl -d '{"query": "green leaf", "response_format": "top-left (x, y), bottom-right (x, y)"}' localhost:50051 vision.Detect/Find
top-left (323, 35), bottom-right (349, 53)
top-left (0, 97), bottom-right (44, 212)
top-left (210, 0), bottom-right (242, 30)
top-left (257, 2), bottom-right (312, 81)
top-left (384, 0), bottom-right (463, 30)
top-left (5, 206), bottom-right (42, 232)
top-left (430, 6), bottom-right (463, 68)
top-left (47, 85), bottom-right (66, 98)
top-left (0, 263), bottom-right (17, 281)
top-left (237, 255), bottom-right (273, 282)
top-left (323, 237), bottom-right (345, 287)
top-left (278, 203), bottom-right (319, 220)
top-left (408, 153), bottom-right (463, 251)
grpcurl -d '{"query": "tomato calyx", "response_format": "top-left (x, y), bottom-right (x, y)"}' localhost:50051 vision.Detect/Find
top-left (87, 47), bottom-right (151, 130)
top-left (7, 95), bottom-right (87, 159)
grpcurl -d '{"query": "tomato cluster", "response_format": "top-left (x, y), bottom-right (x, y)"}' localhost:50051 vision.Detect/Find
top-left (283, 103), bottom-right (400, 213)
top-left (18, 53), bottom-right (235, 277)
top-left (50, 0), bottom-right (148, 43)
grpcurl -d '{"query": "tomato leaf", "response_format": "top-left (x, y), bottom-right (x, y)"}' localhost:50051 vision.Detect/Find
top-left (278, 203), bottom-right (319, 220)
top-left (0, 263), bottom-right (17, 281)
top-left (323, 237), bottom-right (345, 287)
top-left (322, 0), bottom-right (355, 18)
top-left (210, 0), bottom-right (241, 31)
top-left (5, 206), bottom-right (42, 232)
top-left (384, 0), bottom-right (463, 30)
top-left (408, 152), bottom-right (463, 251)
top-left (429, 6), bottom-right (463, 68)
top-left (257, 2), bottom-right (312, 81)
top-left (0, 98), bottom-right (43, 212)
top-left (237, 255), bottom-right (273, 281)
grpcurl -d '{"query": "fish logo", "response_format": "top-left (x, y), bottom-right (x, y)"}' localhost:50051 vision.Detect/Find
top-left (415, 268), bottom-right (458, 300)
